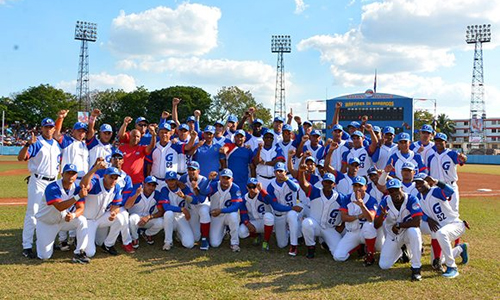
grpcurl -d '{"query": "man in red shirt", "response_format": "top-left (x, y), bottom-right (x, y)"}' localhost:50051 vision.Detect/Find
top-left (119, 125), bottom-right (157, 188)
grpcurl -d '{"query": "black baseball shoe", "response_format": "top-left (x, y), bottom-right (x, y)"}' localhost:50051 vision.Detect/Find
top-left (101, 244), bottom-right (118, 256)
top-left (411, 267), bottom-right (422, 281)
top-left (22, 248), bottom-right (36, 259)
top-left (399, 245), bottom-right (410, 263)
top-left (306, 246), bottom-right (316, 259)
top-left (72, 251), bottom-right (91, 264)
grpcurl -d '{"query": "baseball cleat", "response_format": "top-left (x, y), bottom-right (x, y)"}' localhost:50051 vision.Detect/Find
top-left (200, 238), bottom-right (209, 251)
top-left (363, 252), bottom-right (375, 267)
top-left (432, 258), bottom-right (445, 272)
top-left (399, 245), bottom-right (410, 263)
top-left (252, 235), bottom-right (262, 246)
top-left (101, 244), bottom-right (118, 256)
top-left (141, 232), bottom-right (154, 245)
top-left (163, 243), bottom-right (172, 251)
top-left (72, 251), bottom-right (90, 264)
top-left (442, 267), bottom-right (459, 278)
top-left (288, 245), bottom-right (298, 257)
top-left (230, 244), bottom-right (241, 252)
top-left (59, 241), bottom-right (70, 252)
top-left (122, 243), bottom-right (135, 254)
top-left (262, 241), bottom-right (270, 252)
top-left (460, 243), bottom-right (469, 265)
top-left (22, 248), bottom-right (36, 259)
top-left (411, 267), bottom-right (422, 281)
top-left (306, 246), bottom-right (316, 259)
top-left (132, 239), bottom-right (139, 249)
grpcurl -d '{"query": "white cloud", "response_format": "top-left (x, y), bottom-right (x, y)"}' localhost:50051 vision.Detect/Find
top-left (108, 4), bottom-right (221, 58)
top-left (294, 0), bottom-right (308, 14)
top-left (57, 72), bottom-right (137, 93)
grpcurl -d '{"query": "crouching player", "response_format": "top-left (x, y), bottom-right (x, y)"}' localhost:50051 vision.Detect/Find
top-left (35, 164), bottom-right (89, 263)
top-left (239, 178), bottom-right (275, 251)
top-left (124, 176), bottom-right (165, 249)
top-left (375, 178), bottom-right (423, 281)
top-left (414, 174), bottom-right (469, 278)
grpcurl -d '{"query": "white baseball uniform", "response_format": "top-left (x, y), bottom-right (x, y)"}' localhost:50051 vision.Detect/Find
top-left (59, 135), bottom-right (90, 178)
top-left (239, 190), bottom-right (275, 239)
top-left (87, 136), bottom-right (113, 167)
top-left (179, 174), bottom-right (211, 242)
top-left (128, 190), bottom-right (164, 241)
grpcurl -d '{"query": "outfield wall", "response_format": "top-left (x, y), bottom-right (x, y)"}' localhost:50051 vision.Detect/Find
top-left (0, 146), bottom-right (22, 155)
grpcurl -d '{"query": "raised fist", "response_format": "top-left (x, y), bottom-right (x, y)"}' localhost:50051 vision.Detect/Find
top-left (58, 110), bottom-right (69, 119)
top-left (161, 111), bottom-right (171, 119)
top-left (335, 102), bottom-right (342, 109)
top-left (194, 110), bottom-right (201, 117)
top-left (123, 116), bottom-right (133, 125)
top-left (172, 98), bottom-right (181, 105)
top-left (208, 171), bottom-right (218, 180)
top-left (91, 109), bottom-right (101, 118)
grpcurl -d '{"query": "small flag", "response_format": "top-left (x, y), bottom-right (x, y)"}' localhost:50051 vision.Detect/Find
top-left (373, 69), bottom-right (377, 93)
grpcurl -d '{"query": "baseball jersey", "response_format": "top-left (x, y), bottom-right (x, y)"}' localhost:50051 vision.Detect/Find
top-left (340, 193), bottom-right (377, 232)
top-left (59, 135), bottom-right (90, 177)
top-left (417, 185), bottom-right (458, 226)
top-left (307, 186), bottom-right (347, 229)
top-left (224, 143), bottom-right (253, 193)
top-left (277, 140), bottom-right (297, 168)
top-left (342, 146), bottom-right (374, 176)
top-left (427, 148), bottom-right (463, 184)
top-left (245, 135), bottom-right (264, 152)
top-left (119, 143), bottom-right (151, 184)
top-left (334, 171), bottom-right (355, 195)
top-left (410, 141), bottom-right (435, 166)
top-left (303, 144), bottom-right (326, 162)
top-left (82, 177), bottom-right (122, 220)
top-left (266, 178), bottom-right (300, 213)
top-left (386, 150), bottom-right (427, 180)
top-left (36, 179), bottom-right (81, 224)
top-left (95, 168), bottom-right (133, 203)
top-left (327, 140), bottom-right (349, 171)
top-left (213, 135), bottom-right (230, 147)
top-left (367, 181), bottom-right (385, 204)
top-left (194, 142), bottom-right (224, 178)
top-left (272, 130), bottom-right (283, 146)
top-left (176, 136), bottom-right (196, 174)
top-left (27, 136), bottom-right (61, 177)
top-left (87, 136), bottom-right (113, 168)
top-left (376, 193), bottom-right (423, 238)
top-left (128, 190), bottom-right (164, 217)
top-left (254, 145), bottom-right (285, 178)
top-left (240, 190), bottom-right (272, 223)
top-left (159, 185), bottom-right (195, 212)
top-left (402, 181), bottom-right (419, 197)
top-left (179, 174), bottom-right (209, 205)
top-left (146, 141), bottom-right (185, 179)
top-left (372, 143), bottom-right (397, 170)
top-left (199, 181), bottom-right (243, 213)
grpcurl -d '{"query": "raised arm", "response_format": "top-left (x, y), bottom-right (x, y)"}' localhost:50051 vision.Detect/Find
top-left (287, 149), bottom-right (298, 178)
top-left (145, 124), bottom-right (158, 155)
top-left (53, 109), bottom-right (69, 142)
top-left (297, 163), bottom-right (311, 195)
top-left (80, 158), bottom-right (107, 190)
top-left (365, 124), bottom-right (378, 154)
top-left (87, 109), bottom-right (101, 140)
top-left (17, 132), bottom-right (36, 161)
top-left (172, 98), bottom-right (181, 126)
top-left (117, 116), bottom-right (133, 142)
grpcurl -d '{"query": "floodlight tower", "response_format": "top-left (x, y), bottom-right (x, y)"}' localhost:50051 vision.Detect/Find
top-left (74, 21), bottom-right (97, 111)
top-left (271, 35), bottom-right (291, 119)
top-left (465, 24), bottom-right (491, 144)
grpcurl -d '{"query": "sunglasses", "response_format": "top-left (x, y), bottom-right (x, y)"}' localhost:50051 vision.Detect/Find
top-left (137, 123), bottom-right (148, 127)
top-left (247, 185), bottom-right (257, 189)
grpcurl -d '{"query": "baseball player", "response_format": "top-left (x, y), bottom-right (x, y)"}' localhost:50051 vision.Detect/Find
top-left (193, 125), bottom-right (226, 178)
top-left (239, 178), bottom-right (275, 251)
top-left (414, 175), bottom-right (468, 278)
top-left (213, 120), bottom-right (230, 146)
top-left (18, 117), bottom-right (61, 258)
top-left (372, 126), bottom-right (397, 170)
top-left (333, 176), bottom-right (378, 266)
top-left (386, 132), bottom-right (427, 180)
top-left (243, 118), bottom-right (264, 152)
top-left (159, 171), bottom-right (196, 250)
top-left (266, 162), bottom-right (302, 255)
top-left (378, 162), bottom-right (419, 197)
top-left (35, 164), bottom-right (89, 263)
top-left (179, 161), bottom-right (211, 250)
top-left (79, 163), bottom-right (129, 257)
top-left (334, 157), bottom-right (361, 195)
top-left (426, 133), bottom-right (467, 212)
top-left (270, 116), bottom-right (284, 145)
top-left (175, 123), bottom-right (197, 176)
top-left (298, 168), bottom-right (347, 259)
top-left (86, 108), bottom-right (114, 167)
top-left (117, 116), bottom-right (152, 146)
top-left (327, 124), bottom-right (349, 171)
top-left (295, 130), bottom-right (325, 163)
top-left (253, 129), bottom-right (286, 190)
top-left (220, 129), bottom-right (254, 195)
top-left (341, 125), bottom-right (378, 176)
top-left (198, 169), bottom-right (243, 252)
top-left (410, 124), bottom-right (435, 165)
top-left (374, 178), bottom-right (423, 281)
top-left (366, 167), bottom-right (386, 251)
top-left (223, 115), bottom-right (239, 141)
top-left (277, 124), bottom-right (297, 169)
top-left (123, 176), bottom-right (165, 249)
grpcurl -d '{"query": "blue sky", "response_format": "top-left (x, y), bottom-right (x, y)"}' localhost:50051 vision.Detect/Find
top-left (1, 0), bottom-right (499, 120)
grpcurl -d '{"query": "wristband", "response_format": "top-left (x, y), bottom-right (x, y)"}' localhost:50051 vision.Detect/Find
top-left (74, 195), bottom-right (81, 201)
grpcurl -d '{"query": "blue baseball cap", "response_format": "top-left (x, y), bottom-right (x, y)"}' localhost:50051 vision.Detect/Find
top-left (383, 126), bottom-right (395, 135)
top-left (186, 116), bottom-right (196, 123)
top-left (263, 129), bottom-right (274, 136)
top-left (351, 130), bottom-right (364, 138)
top-left (41, 118), bottom-right (55, 127)
top-left (274, 116), bottom-right (285, 123)
top-left (318, 159), bottom-right (325, 167)
top-left (274, 162), bottom-right (286, 171)
top-left (322, 173), bottom-right (336, 182)
top-left (178, 124), bottom-right (189, 131)
top-left (111, 149), bottom-right (124, 158)
top-left (167, 120), bottom-right (176, 125)
top-left (187, 161), bottom-right (200, 170)
top-left (165, 171), bottom-right (178, 180)
top-left (373, 126), bottom-right (381, 133)
top-left (247, 177), bottom-right (259, 186)
top-left (135, 117), bottom-right (147, 124)
top-left (420, 124), bottom-right (434, 133)
top-left (144, 176), bottom-right (158, 185)
top-left (214, 120), bottom-right (225, 126)
top-left (283, 124), bottom-right (293, 131)
top-left (348, 121), bottom-right (361, 128)
top-left (62, 163), bottom-right (78, 173)
top-left (401, 162), bottom-right (416, 170)
top-left (332, 124), bottom-right (343, 131)
top-left (413, 173), bottom-right (427, 182)
top-left (204, 125), bottom-right (215, 134)
top-left (435, 132), bottom-right (448, 141)
top-left (311, 130), bottom-right (322, 136)
top-left (386, 178), bottom-right (402, 189)
top-left (220, 168), bottom-right (233, 178)
top-left (305, 156), bottom-right (316, 164)
top-left (367, 166), bottom-right (378, 175)
top-left (227, 115), bottom-right (238, 123)
top-left (100, 124), bottom-right (113, 132)
top-left (234, 129), bottom-right (246, 136)
top-left (397, 132), bottom-right (411, 142)
top-left (253, 118), bottom-right (263, 125)
top-left (104, 167), bottom-right (121, 176)
top-left (352, 175), bottom-right (367, 186)
top-left (73, 122), bottom-right (88, 131)
top-left (159, 122), bottom-right (171, 131)
top-left (303, 120), bottom-right (313, 126)
top-left (349, 157), bottom-right (361, 165)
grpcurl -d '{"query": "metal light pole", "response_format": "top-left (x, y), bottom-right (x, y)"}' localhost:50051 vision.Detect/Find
top-left (271, 35), bottom-right (291, 119)
top-left (75, 21), bottom-right (97, 112)
top-left (466, 24), bottom-right (491, 147)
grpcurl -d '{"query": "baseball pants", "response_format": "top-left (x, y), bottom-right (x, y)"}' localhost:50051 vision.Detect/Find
top-left (274, 210), bottom-right (301, 248)
top-left (187, 202), bottom-right (210, 241)
top-left (163, 211), bottom-right (195, 248)
top-left (379, 227), bottom-right (422, 269)
top-left (23, 176), bottom-right (54, 249)
top-left (239, 212), bottom-right (275, 238)
top-left (129, 213), bottom-right (164, 240)
top-left (334, 222), bottom-right (377, 261)
top-left (86, 211), bottom-right (126, 257)
top-left (209, 212), bottom-right (239, 247)
top-left (435, 221), bottom-right (466, 268)
top-left (302, 217), bottom-right (342, 258)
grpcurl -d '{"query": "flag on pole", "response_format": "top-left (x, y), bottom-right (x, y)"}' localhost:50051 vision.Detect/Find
top-left (373, 69), bottom-right (377, 93)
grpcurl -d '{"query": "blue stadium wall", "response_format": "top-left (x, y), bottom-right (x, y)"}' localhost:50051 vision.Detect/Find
top-left (324, 92), bottom-right (414, 140)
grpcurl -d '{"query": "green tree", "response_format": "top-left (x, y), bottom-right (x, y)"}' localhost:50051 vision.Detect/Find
top-left (90, 89), bottom-right (129, 127)
top-left (413, 109), bottom-right (435, 140)
top-left (435, 113), bottom-right (455, 138)
top-left (208, 86), bottom-right (272, 126)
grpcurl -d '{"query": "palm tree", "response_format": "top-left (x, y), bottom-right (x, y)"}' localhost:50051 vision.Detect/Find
top-left (435, 113), bottom-right (456, 138)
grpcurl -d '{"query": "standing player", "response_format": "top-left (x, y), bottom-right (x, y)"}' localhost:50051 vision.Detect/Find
top-left (193, 125), bottom-right (226, 178)
top-left (374, 178), bottom-right (423, 281)
top-left (220, 129), bottom-right (254, 194)
top-left (414, 175), bottom-right (468, 278)
top-left (35, 164), bottom-right (89, 263)
top-left (372, 126), bottom-right (397, 170)
top-left (117, 116), bottom-right (152, 146)
top-left (253, 130), bottom-right (286, 190)
top-left (18, 117), bottom-right (61, 258)
top-left (239, 178), bottom-right (275, 251)
top-left (386, 132), bottom-right (427, 180)
top-left (276, 124), bottom-right (296, 169)
top-left (341, 124), bottom-right (378, 177)
top-left (410, 124), bottom-right (435, 165)
top-left (86, 108), bottom-right (114, 167)
top-left (334, 158), bottom-right (361, 195)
